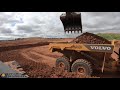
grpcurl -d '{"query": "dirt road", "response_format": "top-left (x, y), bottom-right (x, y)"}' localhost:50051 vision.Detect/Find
top-left (20, 45), bottom-right (62, 67)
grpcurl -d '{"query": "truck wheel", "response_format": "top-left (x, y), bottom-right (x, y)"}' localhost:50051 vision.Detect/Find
top-left (71, 59), bottom-right (93, 76)
top-left (56, 57), bottom-right (70, 72)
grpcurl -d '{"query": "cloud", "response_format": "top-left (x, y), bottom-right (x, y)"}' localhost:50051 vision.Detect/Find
top-left (0, 12), bottom-right (120, 40)
top-left (0, 28), bottom-right (13, 34)
top-left (82, 12), bottom-right (120, 31)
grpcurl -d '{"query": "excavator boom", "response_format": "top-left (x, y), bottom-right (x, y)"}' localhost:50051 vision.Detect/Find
top-left (60, 12), bottom-right (82, 33)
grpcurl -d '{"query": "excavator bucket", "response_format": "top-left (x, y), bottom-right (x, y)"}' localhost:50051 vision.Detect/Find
top-left (60, 12), bottom-right (82, 33)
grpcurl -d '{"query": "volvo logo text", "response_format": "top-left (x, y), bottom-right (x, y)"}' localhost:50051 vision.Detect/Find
top-left (90, 46), bottom-right (111, 51)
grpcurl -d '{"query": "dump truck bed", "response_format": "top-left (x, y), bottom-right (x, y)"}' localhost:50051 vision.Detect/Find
top-left (49, 42), bottom-right (115, 53)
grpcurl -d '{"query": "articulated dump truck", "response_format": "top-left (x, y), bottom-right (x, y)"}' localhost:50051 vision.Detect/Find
top-left (49, 40), bottom-right (118, 76)
top-left (49, 12), bottom-right (120, 76)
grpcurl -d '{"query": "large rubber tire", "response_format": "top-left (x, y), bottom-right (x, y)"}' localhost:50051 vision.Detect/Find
top-left (56, 57), bottom-right (70, 72)
top-left (71, 59), bottom-right (93, 76)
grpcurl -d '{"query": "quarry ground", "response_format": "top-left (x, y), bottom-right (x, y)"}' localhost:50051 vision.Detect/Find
top-left (0, 37), bottom-right (120, 78)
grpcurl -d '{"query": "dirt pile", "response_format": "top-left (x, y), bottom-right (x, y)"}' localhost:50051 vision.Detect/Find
top-left (71, 32), bottom-right (113, 65)
top-left (71, 32), bottom-right (111, 44)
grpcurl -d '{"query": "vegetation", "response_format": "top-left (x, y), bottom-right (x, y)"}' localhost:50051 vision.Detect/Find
top-left (97, 33), bottom-right (120, 40)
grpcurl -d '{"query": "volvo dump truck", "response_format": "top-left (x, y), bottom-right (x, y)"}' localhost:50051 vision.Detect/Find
top-left (49, 12), bottom-right (120, 76)
top-left (49, 41), bottom-right (116, 76)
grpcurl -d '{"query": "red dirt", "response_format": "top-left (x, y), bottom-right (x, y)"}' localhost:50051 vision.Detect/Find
top-left (0, 38), bottom-right (91, 78)
top-left (0, 48), bottom-right (93, 78)
top-left (0, 37), bottom-right (119, 78)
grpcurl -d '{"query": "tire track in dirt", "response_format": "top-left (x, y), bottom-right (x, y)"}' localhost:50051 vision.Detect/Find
top-left (31, 45), bottom-right (62, 58)
top-left (20, 46), bottom-right (57, 67)
top-left (21, 52), bottom-right (41, 63)
top-left (29, 51), bottom-right (56, 67)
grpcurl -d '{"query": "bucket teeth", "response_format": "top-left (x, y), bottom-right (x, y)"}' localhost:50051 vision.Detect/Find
top-left (64, 26), bottom-right (82, 33)
top-left (65, 30), bottom-right (82, 34)
top-left (60, 12), bottom-right (82, 34)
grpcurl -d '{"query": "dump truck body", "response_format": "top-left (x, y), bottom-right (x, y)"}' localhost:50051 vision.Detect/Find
top-left (49, 43), bottom-right (115, 53)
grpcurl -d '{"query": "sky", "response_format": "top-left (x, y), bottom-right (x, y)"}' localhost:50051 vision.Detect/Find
top-left (0, 12), bottom-right (120, 40)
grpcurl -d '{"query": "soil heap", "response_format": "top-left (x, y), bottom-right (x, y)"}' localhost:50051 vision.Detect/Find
top-left (71, 32), bottom-right (111, 44)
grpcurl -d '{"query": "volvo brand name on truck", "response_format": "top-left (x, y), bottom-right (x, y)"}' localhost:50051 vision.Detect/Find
top-left (90, 46), bottom-right (111, 51)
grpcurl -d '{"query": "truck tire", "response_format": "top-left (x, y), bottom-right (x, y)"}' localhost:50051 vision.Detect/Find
top-left (56, 57), bottom-right (70, 72)
top-left (71, 59), bottom-right (93, 76)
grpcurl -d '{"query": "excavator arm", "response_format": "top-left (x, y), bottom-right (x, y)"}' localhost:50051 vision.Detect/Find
top-left (60, 12), bottom-right (82, 33)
